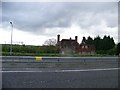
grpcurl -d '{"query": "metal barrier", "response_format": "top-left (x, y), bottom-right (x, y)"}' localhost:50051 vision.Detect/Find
top-left (1, 56), bottom-right (118, 69)
top-left (1, 56), bottom-right (119, 63)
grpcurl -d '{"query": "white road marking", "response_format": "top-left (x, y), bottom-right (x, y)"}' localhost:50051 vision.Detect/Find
top-left (1, 68), bottom-right (120, 73)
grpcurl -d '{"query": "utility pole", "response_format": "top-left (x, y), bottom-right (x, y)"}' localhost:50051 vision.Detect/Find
top-left (10, 21), bottom-right (13, 55)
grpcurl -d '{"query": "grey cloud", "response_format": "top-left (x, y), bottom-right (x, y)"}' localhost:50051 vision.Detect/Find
top-left (2, 2), bottom-right (117, 36)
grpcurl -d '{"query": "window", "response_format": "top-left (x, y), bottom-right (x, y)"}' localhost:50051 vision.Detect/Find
top-left (82, 46), bottom-right (84, 48)
top-left (85, 46), bottom-right (88, 48)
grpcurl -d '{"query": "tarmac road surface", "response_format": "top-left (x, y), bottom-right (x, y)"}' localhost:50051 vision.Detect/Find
top-left (2, 68), bottom-right (119, 88)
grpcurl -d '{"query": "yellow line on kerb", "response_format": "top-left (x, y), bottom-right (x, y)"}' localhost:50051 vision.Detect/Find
top-left (36, 57), bottom-right (42, 61)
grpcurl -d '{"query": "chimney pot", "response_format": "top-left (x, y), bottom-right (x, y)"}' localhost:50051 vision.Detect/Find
top-left (75, 36), bottom-right (78, 42)
top-left (57, 34), bottom-right (60, 42)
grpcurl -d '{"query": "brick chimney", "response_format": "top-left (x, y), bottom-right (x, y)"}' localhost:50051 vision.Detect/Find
top-left (57, 34), bottom-right (60, 43)
top-left (75, 36), bottom-right (78, 42)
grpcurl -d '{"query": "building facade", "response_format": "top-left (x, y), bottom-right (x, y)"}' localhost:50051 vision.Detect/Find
top-left (79, 44), bottom-right (96, 54)
top-left (57, 35), bottom-right (95, 54)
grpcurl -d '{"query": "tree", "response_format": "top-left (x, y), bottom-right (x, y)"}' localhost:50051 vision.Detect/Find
top-left (110, 37), bottom-right (115, 49)
top-left (86, 36), bottom-right (94, 45)
top-left (102, 35), bottom-right (115, 51)
top-left (116, 43), bottom-right (120, 55)
top-left (43, 38), bottom-right (57, 46)
top-left (94, 36), bottom-right (102, 51)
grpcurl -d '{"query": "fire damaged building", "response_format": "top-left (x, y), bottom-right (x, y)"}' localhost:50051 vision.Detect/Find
top-left (56, 34), bottom-right (96, 54)
top-left (57, 35), bottom-right (79, 54)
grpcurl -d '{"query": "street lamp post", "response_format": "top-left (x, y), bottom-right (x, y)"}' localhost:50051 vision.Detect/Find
top-left (10, 22), bottom-right (13, 55)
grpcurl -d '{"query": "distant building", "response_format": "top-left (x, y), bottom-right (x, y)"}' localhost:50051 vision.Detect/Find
top-left (57, 35), bottom-right (79, 54)
top-left (79, 43), bottom-right (96, 54)
top-left (57, 34), bottom-right (95, 54)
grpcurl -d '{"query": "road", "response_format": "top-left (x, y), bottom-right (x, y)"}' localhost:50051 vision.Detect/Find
top-left (2, 68), bottom-right (118, 88)
top-left (1, 56), bottom-right (119, 88)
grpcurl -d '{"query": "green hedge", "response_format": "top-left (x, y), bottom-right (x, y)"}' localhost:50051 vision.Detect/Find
top-left (2, 52), bottom-right (115, 57)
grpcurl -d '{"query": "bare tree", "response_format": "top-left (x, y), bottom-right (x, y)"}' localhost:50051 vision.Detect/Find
top-left (43, 38), bottom-right (57, 46)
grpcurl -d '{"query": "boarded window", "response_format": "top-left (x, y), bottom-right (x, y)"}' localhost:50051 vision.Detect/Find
top-left (82, 46), bottom-right (84, 48)
top-left (85, 46), bottom-right (88, 48)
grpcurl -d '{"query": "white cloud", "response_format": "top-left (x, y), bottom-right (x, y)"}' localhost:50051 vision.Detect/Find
top-left (60, 24), bottom-right (84, 43)
top-left (0, 20), bottom-right (118, 45)
top-left (88, 20), bottom-right (118, 42)
top-left (58, 20), bottom-right (118, 44)
top-left (0, 27), bottom-right (49, 45)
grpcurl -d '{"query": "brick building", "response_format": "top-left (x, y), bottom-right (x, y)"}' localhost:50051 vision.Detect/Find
top-left (57, 34), bottom-right (95, 54)
top-left (79, 43), bottom-right (96, 54)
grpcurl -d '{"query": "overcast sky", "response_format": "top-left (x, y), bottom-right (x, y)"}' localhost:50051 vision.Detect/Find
top-left (1, 1), bottom-right (118, 45)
